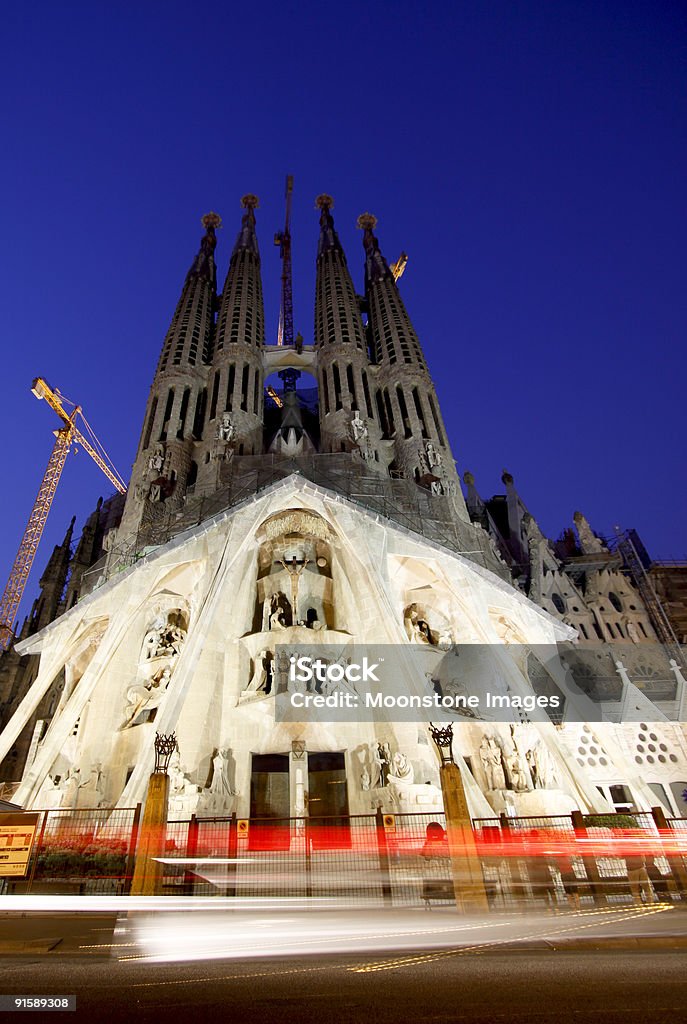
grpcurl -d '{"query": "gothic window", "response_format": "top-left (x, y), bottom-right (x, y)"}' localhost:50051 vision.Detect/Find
top-left (551, 593), bottom-right (566, 614)
top-left (322, 371), bottom-right (330, 415)
top-left (375, 390), bottom-right (388, 436)
top-left (412, 388), bottom-right (429, 438)
top-left (192, 387), bottom-right (207, 439)
top-left (428, 395), bottom-right (446, 446)
top-left (383, 389), bottom-right (395, 436)
top-left (253, 370), bottom-right (260, 414)
top-left (241, 365), bottom-right (249, 411)
top-left (609, 592), bottom-right (623, 613)
top-left (226, 364), bottom-right (235, 411)
top-left (177, 388), bottom-right (190, 439)
top-left (332, 363), bottom-right (342, 410)
top-left (397, 387), bottom-right (412, 439)
top-left (160, 388), bottom-right (175, 441)
top-left (346, 365), bottom-right (358, 410)
top-left (143, 397), bottom-right (158, 451)
top-left (209, 371), bottom-right (220, 421)
top-left (362, 371), bottom-right (373, 419)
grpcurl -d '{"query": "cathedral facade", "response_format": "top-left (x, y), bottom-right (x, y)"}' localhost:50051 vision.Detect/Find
top-left (1, 194), bottom-right (685, 824)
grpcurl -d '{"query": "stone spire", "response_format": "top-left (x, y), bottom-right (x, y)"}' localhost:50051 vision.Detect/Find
top-left (155, 213), bottom-right (221, 375)
top-left (314, 196), bottom-right (374, 456)
top-left (358, 213), bottom-right (467, 517)
top-left (26, 517), bottom-right (75, 635)
top-left (230, 194), bottom-right (260, 258)
top-left (207, 194), bottom-right (266, 462)
top-left (116, 214), bottom-right (221, 545)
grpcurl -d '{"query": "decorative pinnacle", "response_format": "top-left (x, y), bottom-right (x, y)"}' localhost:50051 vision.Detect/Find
top-left (201, 212), bottom-right (222, 230)
top-left (356, 212), bottom-right (378, 231)
top-left (315, 194), bottom-right (334, 211)
top-left (241, 194), bottom-right (259, 210)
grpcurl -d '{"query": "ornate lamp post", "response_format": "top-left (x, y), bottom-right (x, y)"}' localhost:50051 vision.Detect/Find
top-left (429, 722), bottom-right (489, 913)
top-left (130, 732), bottom-right (177, 896)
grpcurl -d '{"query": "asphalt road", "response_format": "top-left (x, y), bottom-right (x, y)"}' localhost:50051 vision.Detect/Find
top-left (1, 947), bottom-right (685, 1023)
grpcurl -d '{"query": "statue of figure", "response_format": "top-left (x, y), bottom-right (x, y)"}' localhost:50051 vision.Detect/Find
top-left (389, 752), bottom-right (414, 785)
top-left (269, 609), bottom-right (286, 630)
top-left (351, 411), bottom-right (369, 443)
top-left (479, 736), bottom-right (494, 788)
top-left (122, 666), bottom-right (171, 728)
top-left (246, 651), bottom-right (269, 694)
top-left (374, 742), bottom-right (392, 787)
top-left (437, 628), bottom-right (453, 651)
top-left (157, 624), bottom-right (186, 658)
top-left (413, 618), bottom-right (433, 645)
top-left (148, 444), bottom-right (164, 473)
top-left (430, 479), bottom-right (443, 496)
top-left (207, 750), bottom-right (234, 812)
top-left (80, 763), bottom-right (105, 807)
top-left (360, 767), bottom-right (371, 791)
top-left (61, 767), bottom-right (83, 810)
top-left (488, 737), bottom-right (507, 790)
top-left (506, 749), bottom-right (530, 793)
top-left (573, 511), bottom-right (607, 555)
top-left (168, 749), bottom-right (199, 797)
top-left (143, 621), bottom-right (186, 660)
top-left (142, 619), bottom-right (166, 659)
top-left (216, 413), bottom-right (236, 443)
top-left (626, 621), bottom-right (641, 644)
top-left (425, 442), bottom-right (442, 468)
top-left (528, 742), bottom-right (558, 789)
top-left (36, 774), bottom-right (64, 810)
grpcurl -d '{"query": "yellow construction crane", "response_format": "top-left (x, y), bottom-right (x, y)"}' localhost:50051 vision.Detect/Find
top-left (0, 377), bottom-right (127, 650)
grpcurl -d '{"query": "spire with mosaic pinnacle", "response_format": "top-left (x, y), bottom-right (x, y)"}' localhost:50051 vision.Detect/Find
top-left (357, 213), bottom-right (467, 518)
top-left (207, 195), bottom-right (266, 461)
top-left (314, 195), bottom-right (378, 457)
top-left (116, 213), bottom-right (222, 544)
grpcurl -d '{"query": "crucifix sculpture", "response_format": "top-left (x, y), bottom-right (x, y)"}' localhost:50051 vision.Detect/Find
top-left (279, 555), bottom-right (310, 624)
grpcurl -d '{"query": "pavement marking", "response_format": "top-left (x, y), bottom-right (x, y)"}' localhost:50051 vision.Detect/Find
top-left (349, 906), bottom-right (675, 973)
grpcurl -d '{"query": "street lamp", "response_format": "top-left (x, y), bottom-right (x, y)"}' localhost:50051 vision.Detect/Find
top-left (154, 732), bottom-right (178, 774)
top-left (429, 722), bottom-right (455, 765)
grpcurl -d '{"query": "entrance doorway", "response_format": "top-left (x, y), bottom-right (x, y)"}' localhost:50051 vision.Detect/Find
top-left (308, 752), bottom-right (350, 849)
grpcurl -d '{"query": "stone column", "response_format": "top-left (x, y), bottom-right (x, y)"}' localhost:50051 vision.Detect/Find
top-left (440, 762), bottom-right (490, 913)
top-left (431, 723), bottom-right (489, 913)
top-left (130, 772), bottom-right (170, 896)
top-left (130, 733), bottom-right (176, 896)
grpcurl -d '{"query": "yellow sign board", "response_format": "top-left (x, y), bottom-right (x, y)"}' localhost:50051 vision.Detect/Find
top-left (236, 819), bottom-right (250, 840)
top-left (0, 813), bottom-right (40, 877)
top-left (383, 814), bottom-right (396, 832)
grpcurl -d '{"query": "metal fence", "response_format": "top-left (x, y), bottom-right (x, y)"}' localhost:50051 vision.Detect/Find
top-left (4, 804), bottom-right (686, 907)
top-left (4, 805), bottom-right (140, 895)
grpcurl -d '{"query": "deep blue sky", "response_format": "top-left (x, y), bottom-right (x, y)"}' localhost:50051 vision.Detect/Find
top-left (2, 1), bottom-right (686, 624)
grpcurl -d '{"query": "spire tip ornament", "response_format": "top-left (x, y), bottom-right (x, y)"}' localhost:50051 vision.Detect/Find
top-left (241, 194), bottom-right (259, 211)
top-left (201, 212), bottom-right (222, 231)
top-left (315, 194), bottom-right (334, 211)
top-left (356, 212), bottom-right (378, 231)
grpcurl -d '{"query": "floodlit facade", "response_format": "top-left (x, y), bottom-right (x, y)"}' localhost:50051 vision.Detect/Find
top-left (1, 194), bottom-right (685, 823)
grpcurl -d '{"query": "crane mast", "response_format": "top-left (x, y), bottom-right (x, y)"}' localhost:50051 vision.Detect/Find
top-left (274, 174), bottom-right (294, 346)
top-left (0, 378), bottom-right (126, 650)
